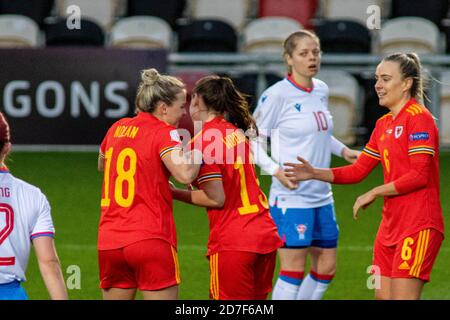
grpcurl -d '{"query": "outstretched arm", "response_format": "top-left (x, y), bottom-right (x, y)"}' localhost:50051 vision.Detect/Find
top-left (251, 138), bottom-right (298, 190)
top-left (284, 156), bottom-right (335, 183)
top-left (33, 236), bottom-right (68, 300)
top-left (285, 153), bottom-right (378, 184)
top-left (171, 180), bottom-right (225, 208)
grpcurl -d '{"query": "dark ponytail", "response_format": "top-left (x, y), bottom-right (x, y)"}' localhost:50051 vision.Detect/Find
top-left (193, 75), bottom-right (258, 137)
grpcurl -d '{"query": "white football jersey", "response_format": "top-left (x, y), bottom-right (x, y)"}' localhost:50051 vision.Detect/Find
top-left (0, 169), bottom-right (54, 284)
top-left (252, 77), bottom-right (345, 208)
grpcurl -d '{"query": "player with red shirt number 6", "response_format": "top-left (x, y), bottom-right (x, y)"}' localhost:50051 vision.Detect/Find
top-left (284, 52), bottom-right (444, 300)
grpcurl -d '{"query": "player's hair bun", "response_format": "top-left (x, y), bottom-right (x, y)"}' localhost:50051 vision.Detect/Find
top-left (141, 68), bottom-right (160, 86)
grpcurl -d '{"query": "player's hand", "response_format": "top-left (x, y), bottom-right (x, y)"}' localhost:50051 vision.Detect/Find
top-left (342, 147), bottom-right (361, 164)
top-left (284, 156), bottom-right (315, 182)
top-left (273, 168), bottom-right (299, 190)
top-left (353, 190), bottom-right (377, 219)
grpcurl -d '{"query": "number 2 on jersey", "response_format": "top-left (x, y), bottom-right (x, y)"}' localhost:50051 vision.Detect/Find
top-left (101, 147), bottom-right (137, 208)
top-left (0, 203), bottom-right (15, 266)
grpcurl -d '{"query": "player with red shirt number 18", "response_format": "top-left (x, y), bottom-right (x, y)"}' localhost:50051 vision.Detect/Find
top-left (98, 69), bottom-right (200, 300)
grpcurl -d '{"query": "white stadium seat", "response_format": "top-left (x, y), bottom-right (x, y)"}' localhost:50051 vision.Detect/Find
top-left (321, 0), bottom-right (389, 26)
top-left (378, 17), bottom-right (441, 54)
top-left (242, 17), bottom-right (302, 54)
top-left (316, 70), bottom-right (360, 144)
top-left (55, 0), bottom-right (120, 30)
top-left (109, 16), bottom-right (172, 49)
top-left (0, 14), bottom-right (39, 47)
top-left (439, 71), bottom-right (450, 147)
top-left (190, 0), bottom-right (251, 30)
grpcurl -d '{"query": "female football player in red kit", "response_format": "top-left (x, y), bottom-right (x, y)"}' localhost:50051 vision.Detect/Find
top-left (98, 68), bottom-right (201, 300)
top-left (284, 53), bottom-right (444, 300)
top-left (171, 75), bottom-right (283, 300)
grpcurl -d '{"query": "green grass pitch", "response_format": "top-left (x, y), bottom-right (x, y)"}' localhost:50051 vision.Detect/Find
top-left (7, 151), bottom-right (449, 300)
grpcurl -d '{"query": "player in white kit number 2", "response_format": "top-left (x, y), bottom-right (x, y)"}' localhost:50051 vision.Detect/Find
top-left (0, 112), bottom-right (67, 300)
top-left (252, 30), bottom-right (360, 300)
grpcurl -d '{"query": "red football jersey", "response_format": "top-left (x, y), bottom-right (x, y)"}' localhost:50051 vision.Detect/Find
top-left (98, 112), bottom-right (182, 250)
top-left (362, 99), bottom-right (444, 245)
top-left (191, 117), bottom-right (283, 256)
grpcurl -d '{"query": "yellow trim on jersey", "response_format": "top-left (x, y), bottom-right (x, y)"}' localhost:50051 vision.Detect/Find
top-left (362, 146), bottom-right (381, 160)
top-left (406, 105), bottom-right (423, 116)
top-left (379, 112), bottom-right (392, 120)
top-left (409, 144), bottom-right (434, 149)
top-left (198, 172), bottom-right (222, 178)
top-left (198, 177), bottom-right (223, 185)
top-left (210, 253), bottom-right (219, 300)
top-left (410, 229), bottom-right (431, 278)
top-left (409, 151), bottom-right (435, 156)
top-left (408, 145), bottom-right (435, 156)
top-left (365, 145), bottom-right (379, 154)
top-left (160, 146), bottom-right (182, 160)
top-left (171, 246), bottom-right (181, 284)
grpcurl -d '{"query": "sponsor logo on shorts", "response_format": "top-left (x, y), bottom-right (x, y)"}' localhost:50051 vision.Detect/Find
top-left (398, 261), bottom-right (410, 270)
top-left (296, 224), bottom-right (307, 240)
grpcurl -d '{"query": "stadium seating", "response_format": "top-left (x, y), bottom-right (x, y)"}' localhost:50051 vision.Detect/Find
top-left (46, 19), bottom-right (105, 46)
top-left (109, 16), bottom-right (172, 49)
top-left (0, 0), bottom-right (54, 26)
top-left (258, 0), bottom-right (318, 30)
top-left (55, 0), bottom-right (119, 30)
top-left (316, 70), bottom-right (360, 144)
top-left (190, 0), bottom-right (251, 30)
top-left (227, 73), bottom-right (283, 110)
top-left (127, 0), bottom-right (186, 28)
top-left (177, 19), bottom-right (237, 52)
top-left (315, 19), bottom-right (371, 53)
top-left (0, 14), bottom-right (40, 47)
top-left (391, 0), bottom-right (449, 27)
top-left (378, 17), bottom-right (441, 54)
top-left (439, 71), bottom-right (450, 146)
top-left (242, 17), bottom-right (302, 54)
top-left (321, 0), bottom-right (388, 26)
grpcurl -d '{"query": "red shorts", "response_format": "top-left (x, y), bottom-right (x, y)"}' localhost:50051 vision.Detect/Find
top-left (372, 228), bottom-right (443, 282)
top-left (98, 238), bottom-right (180, 291)
top-left (209, 250), bottom-right (277, 300)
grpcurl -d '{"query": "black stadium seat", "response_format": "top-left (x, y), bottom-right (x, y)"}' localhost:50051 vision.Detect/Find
top-left (0, 0), bottom-right (54, 26)
top-left (315, 19), bottom-right (371, 53)
top-left (127, 0), bottom-right (186, 28)
top-left (391, 0), bottom-right (449, 27)
top-left (45, 19), bottom-right (105, 46)
top-left (223, 73), bottom-right (283, 111)
top-left (177, 19), bottom-right (237, 53)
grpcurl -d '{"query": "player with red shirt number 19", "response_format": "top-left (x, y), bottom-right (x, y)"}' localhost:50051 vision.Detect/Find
top-left (171, 76), bottom-right (283, 300)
